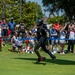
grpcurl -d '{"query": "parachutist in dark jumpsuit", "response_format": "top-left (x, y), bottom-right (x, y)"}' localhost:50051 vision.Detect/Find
top-left (34, 20), bottom-right (56, 63)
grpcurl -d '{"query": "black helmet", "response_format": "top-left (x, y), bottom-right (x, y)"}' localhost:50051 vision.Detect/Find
top-left (37, 20), bottom-right (43, 26)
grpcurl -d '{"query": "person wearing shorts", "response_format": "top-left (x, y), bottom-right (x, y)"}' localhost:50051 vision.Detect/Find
top-left (50, 25), bottom-right (58, 53)
top-left (15, 39), bottom-right (23, 53)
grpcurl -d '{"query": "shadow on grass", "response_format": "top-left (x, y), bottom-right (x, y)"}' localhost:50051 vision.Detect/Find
top-left (13, 57), bottom-right (75, 65)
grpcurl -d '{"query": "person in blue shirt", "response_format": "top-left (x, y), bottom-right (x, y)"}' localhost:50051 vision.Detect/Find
top-left (50, 25), bottom-right (58, 54)
top-left (8, 18), bottom-right (16, 36)
top-left (14, 37), bottom-right (23, 53)
top-left (8, 31), bottom-right (23, 53)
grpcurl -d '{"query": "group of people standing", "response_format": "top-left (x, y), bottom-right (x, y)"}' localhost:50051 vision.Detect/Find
top-left (50, 20), bottom-right (75, 55)
top-left (0, 18), bottom-right (16, 51)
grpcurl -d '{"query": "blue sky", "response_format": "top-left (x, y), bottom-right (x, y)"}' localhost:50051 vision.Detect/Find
top-left (26, 0), bottom-right (49, 17)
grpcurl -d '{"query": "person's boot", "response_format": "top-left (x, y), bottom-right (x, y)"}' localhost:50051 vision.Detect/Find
top-left (52, 56), bottom-right (56, 62)
top-left (36, 57), bottom-right (46, 63)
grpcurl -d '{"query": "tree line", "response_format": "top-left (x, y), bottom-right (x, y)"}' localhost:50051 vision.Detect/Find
top-left (42, 0), bottom-right (75, 21)
top-left (0, 0), bottom-right (43, 27)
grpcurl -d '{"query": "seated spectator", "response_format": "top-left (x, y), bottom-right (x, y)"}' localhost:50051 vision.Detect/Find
top-left (8, 31), bottom-right (23, 53)
top-left (14, 37), bottom-right (23, 53)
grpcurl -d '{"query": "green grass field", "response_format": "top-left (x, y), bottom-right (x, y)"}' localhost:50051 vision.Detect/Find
top-left (0, 44), bottom-right (75, 75)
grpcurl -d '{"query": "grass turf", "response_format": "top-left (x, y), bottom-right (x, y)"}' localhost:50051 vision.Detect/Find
top-left (0, 44), bottom-right (75, 75)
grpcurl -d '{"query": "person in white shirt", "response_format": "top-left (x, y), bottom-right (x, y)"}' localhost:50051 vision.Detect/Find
top-left (67, 23), bottom-right (75, 53)
top-left (29, 32), bottom-right (35, 54)
top-left (59, 24), bottom-right (67, 54)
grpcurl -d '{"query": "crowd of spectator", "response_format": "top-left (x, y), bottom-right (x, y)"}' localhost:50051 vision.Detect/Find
top-left (0, 18), bottom-right (75, 54)
top-left (0, 18), bottom-right (36, 53)
top-left (50, 20), bottom-right (75, 54)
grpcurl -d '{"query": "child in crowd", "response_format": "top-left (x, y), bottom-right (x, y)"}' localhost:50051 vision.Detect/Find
top-left (29, 31), bottom-right (35, 54)
top-left (24, 29), bottom-right (31, 53)
top-left (7, 28), bottom-right (11, 44)
top-left (25, 36), bottom-right (30, 53)
top-left (24, 30), bottom-right (35, 54)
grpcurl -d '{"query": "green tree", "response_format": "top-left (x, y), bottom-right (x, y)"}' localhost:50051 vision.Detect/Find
top-left (22, 1), bottom-right (43, 26)
top-left (0, 0), bottom-right (43, 27)
top-left (48, 16), bottom-right (65, 24)
top-left (0, 0), bottom-right (20, 22)
top-left (42, 0), bottom-right (75, 21)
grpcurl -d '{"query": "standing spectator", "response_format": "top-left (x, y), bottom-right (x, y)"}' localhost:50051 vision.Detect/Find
top-left (53, 20), bottom-right (61, 33)
top-left (49, 25), bottom-right (58, 54)
top-left (53, 20), bottom-right (61, 52)
top-left (66, 23), bottom-right (75, 53)
top-left (59, 24), bottom-right (67, 54)
top-left (18, 21), bottom-right (26, 38)
top-left (0, 26), bottom-right (2, 51)
top-left (2, 21), bottom-right (8, 44)
top-left (8, 18), bottom-right (16, 36)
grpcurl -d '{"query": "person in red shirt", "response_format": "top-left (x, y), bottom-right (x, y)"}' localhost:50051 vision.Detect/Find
top-left (8, 29), bottom-right (11, 36)
top-left (53, 20), bottom-right (61, 32)
top-left (53, 20), bottom-right (61, 51)
top-left (7, 28), bottom-right (11, 44)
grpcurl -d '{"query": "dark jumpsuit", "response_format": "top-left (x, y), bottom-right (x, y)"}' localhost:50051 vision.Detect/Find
top-left (34, 25), bottom-right (56, 59)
